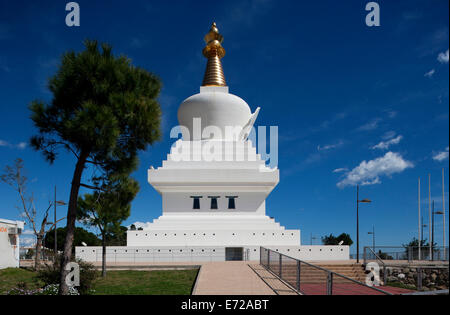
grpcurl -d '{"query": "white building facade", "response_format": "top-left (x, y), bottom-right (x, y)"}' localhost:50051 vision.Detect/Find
top-left (0, 218), bottom-right (24, 269)
top-left (76, 23), bottom-right (349, 263)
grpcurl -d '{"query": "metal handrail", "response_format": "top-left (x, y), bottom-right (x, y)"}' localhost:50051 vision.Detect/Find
top-left (260, 247), bottom-right (392, 295)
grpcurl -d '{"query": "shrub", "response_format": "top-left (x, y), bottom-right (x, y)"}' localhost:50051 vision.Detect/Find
top-left (36, 255), bottom-right (98, 295)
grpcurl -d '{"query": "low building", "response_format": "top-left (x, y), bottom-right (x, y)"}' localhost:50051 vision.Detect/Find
top-left (0, 218), bottom-right (25, 269)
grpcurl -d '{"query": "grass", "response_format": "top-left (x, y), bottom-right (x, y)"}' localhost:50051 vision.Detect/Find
top-left (0, 268), bottom-right (43, 294)
top-left (92, 269), bottom-right (199, 295)
top-left (0, 267), bottom-right (199, 295)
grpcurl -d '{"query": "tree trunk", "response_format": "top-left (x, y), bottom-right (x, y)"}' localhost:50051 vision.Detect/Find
top-left (35, 213), bottom-right (49, 270)
top-left (102, 231), bottom-right (106, 277)
top-left (58, 151), bottom-right (88, 295)
top-left (35, 235), bottom-right (42, 270)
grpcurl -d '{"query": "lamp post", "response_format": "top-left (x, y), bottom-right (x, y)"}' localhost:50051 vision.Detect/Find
top-left (357, 184), bottom-right (372, 263)
top-left (367, 225), bottom-right (375, 252)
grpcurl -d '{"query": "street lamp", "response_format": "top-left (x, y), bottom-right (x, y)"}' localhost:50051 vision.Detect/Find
top-left (367, 226), bottom-right (375, 253)
top-left (357, 184), bottom-right (372, 263)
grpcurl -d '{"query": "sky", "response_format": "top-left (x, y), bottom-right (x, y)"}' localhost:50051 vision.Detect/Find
top-left (0, 0), bottom-right (448, 253)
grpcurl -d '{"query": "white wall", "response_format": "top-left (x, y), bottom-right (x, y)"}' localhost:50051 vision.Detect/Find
top-left (162, 192), bottom-right (267, 215)
top-left (75, 245), bottom-right (349, 263)
top-left (127, 229), bottom-right (301, 247)
top-left (0, 220), bottom-right (23, 269)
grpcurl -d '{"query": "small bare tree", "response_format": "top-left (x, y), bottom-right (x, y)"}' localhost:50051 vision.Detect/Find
top-left (1, 158), bottom-right (63, 269)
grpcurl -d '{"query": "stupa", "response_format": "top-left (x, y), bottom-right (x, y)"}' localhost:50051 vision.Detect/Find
top-left (76, 23), bottom-right (349, 262)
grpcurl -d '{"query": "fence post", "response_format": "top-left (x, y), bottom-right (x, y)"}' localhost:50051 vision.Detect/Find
top-left (296, 261), bottom-right (301, 291)
top-left (383, 266), bottom-right (387, 285)
top-left (327, 272), bottom-right (333, 295)
top-left (267, 250), bottom-right (270, 270)
top-left (279, 254), bottom-right (282, 278)
top-left (417, 268), bottom-right (422, 291)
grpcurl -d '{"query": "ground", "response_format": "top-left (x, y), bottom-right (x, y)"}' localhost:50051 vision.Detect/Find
top-left (0, 268), bottom-right (198, 295)
top-left (93, 270), bottom-right (198, 295)
top-left (0, 268), bottom-right (43, 294)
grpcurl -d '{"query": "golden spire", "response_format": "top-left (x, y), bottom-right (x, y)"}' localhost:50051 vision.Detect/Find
top-left (202, 22), bottom-right (227, 86)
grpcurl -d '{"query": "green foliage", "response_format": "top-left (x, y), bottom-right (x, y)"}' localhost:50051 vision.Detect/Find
top-left (36, 256), bottom-right (98, 295)
top-left (322, 233), bottom-right (354, 246)
top-left (28, 39), bottom-right (162, 292)
top-left (402, 237), bottom-right (433, 248)
top-left (29, 39), bottom-right (162, 173)
top-left (105, 225), bottom-right (128, 246)
top-left (44, 226), bottom-right (101, 252)
top-left (77, 175), bottom-right (139, 238)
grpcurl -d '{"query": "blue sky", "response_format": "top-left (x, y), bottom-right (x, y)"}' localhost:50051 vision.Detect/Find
top-left (0, 0), bottom-right (448, 252)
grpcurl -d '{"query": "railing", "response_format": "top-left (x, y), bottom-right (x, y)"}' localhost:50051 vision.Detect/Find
top-left (363, 246), bottom-right (449, 263)
top-left (260, 247), bottom-right (392, 295)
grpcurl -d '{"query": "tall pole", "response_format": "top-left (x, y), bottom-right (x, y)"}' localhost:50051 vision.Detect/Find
top-left (443, 168), bottom-right (446, 260)
top-left (372, 225), bottom-right (375, 252)
top-left (357, 185), bottom-right (360, 263)
top-left (421, 216), bottom-right (425, 244)
top-left (428, 174), bottom-right (432, 260)
top-left (418, 177), bottom-right (421, 261)
top-left (432, 201), bottom-right (435, 261)
top-left (54, 186), bottom-right (57, 255)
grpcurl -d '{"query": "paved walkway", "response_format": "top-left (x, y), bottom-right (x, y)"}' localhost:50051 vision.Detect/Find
top-left (193, 261), bottom-right (275, 295)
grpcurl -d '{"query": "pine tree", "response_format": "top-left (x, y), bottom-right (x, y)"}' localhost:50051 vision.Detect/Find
top-left (29, 40), bottom-right (161, 294)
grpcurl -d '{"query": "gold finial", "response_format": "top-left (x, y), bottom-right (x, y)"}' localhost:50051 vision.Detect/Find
top-left (202, 22), bottom-right (227, 86)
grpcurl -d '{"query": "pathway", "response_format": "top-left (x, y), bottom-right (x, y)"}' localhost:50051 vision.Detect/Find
top-left (192, 261), bottom-right (275, 295)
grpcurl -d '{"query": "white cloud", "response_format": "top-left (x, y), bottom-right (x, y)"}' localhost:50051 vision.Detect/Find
top-left (424, 69), bottom-right (435, 77)
top-left (371, 135), bottom-right (403, 150)
top-left (382, 131), bottom-right (397, 140)
top-left (433, 147), bottom-right (449, 162)
top-left (387, 111), bottom-right (398, 119)
top-left (333, 168), bottom-right (348, 173)
top-left (437, 49), bottom-right (449, 64)
top-left (0, 139), bottom-right (27, 150)
top-left (16, 142), bottom-right (27, 150)
top-left (337, 152), bottom-right (413, 188)
top-left (357, 118), bottom-right (381, 131)
top-left (317, 140), bottom-right (344, 151)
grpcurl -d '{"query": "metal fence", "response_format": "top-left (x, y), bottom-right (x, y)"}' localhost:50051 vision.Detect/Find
top-left (260, 247), bottom-right (392, 295)
top-left (363, 246), bottom-right (449, 263)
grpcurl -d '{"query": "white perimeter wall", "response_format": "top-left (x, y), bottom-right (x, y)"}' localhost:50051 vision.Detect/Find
top-left (76, 245), bottom-right (349, 263)
top-left (127, 229), bottom-right (301, 247)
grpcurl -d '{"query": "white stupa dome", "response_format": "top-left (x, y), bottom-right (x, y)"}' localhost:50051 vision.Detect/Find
top-left (177, 23), bottom-right (259, 141)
